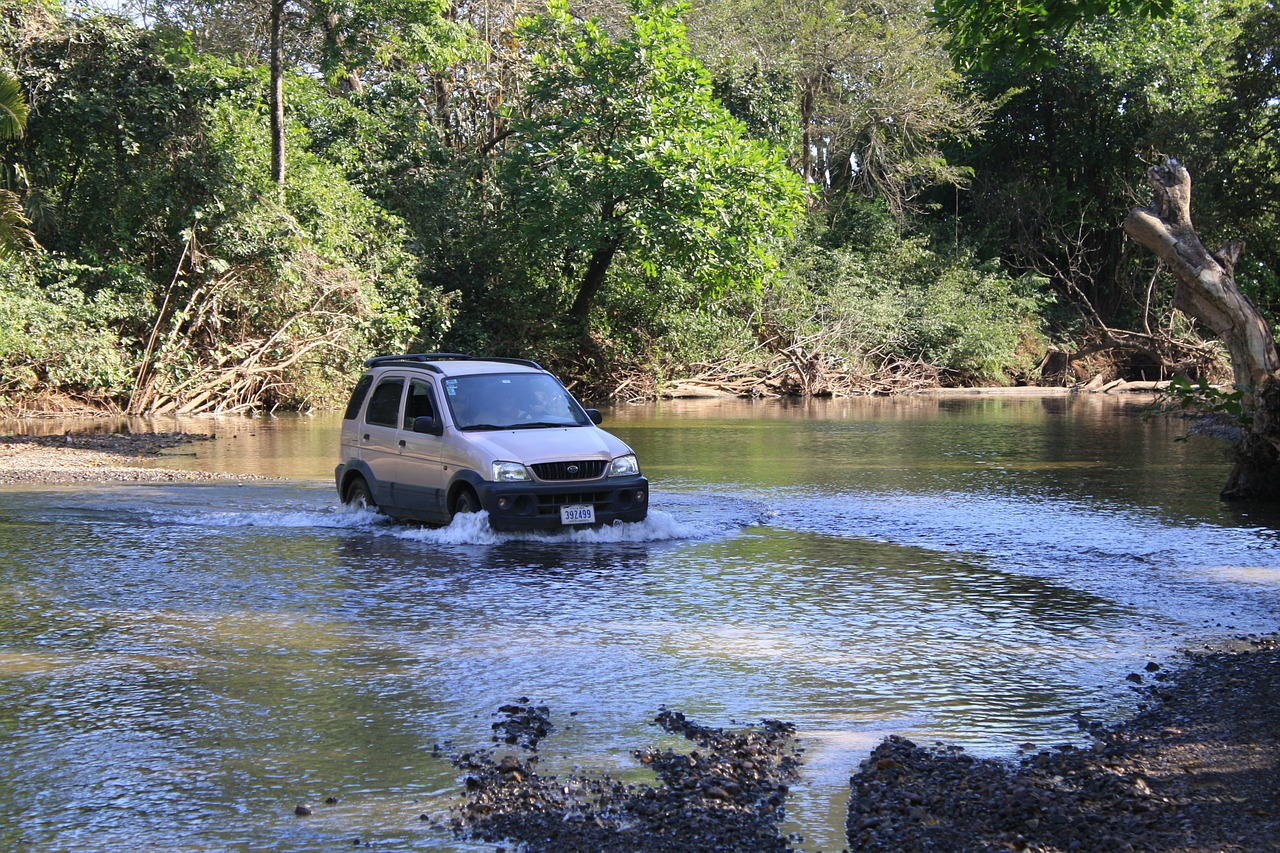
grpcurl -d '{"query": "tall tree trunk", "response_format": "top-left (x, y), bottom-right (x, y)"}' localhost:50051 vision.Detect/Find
top-left (269, 0), bottom-right (286, 189)
top-left (569, 238), bottom-right (621, 329)
top-left (1123, 159), bottom-right (1280, 500)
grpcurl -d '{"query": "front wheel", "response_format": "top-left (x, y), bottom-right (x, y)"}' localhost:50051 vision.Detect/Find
top-left (452, 486), bottom-right (481, 516)
top-left (345, 477), bottom-right (376, 510)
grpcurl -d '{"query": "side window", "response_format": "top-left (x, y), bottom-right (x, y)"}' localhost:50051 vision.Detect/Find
top-left (365, 377), bottom-right (405, 428)
top-left (404, 379), bottom-right (437, 430)
top-left (342, 374), bottom-right (375, 421)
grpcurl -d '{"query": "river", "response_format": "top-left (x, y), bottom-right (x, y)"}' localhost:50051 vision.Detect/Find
top-left (2, 394), bottom-right (1279, 852)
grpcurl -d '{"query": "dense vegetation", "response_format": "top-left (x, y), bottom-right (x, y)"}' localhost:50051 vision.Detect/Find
top-left (0, 0), bottom-right (1275, 413)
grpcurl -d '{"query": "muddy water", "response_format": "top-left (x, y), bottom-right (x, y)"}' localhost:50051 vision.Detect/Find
top-left (2, 394), bottom-right (1279, 852)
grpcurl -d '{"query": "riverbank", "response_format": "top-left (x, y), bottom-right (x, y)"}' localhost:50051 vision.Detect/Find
top-left (846, 635), bottom-right (1280, 852)
top-left (443, 639), bottom-right (1280, 852)
top-left (0, 432), bottom-right (260, 484)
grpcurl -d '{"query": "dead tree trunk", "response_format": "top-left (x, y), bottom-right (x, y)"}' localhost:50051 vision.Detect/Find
top-left (1123, 159), bottom-right (1280, 500)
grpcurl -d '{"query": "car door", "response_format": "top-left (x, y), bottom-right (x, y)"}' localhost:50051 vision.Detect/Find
top-left (393, 377), bottom-right (447, 519)
top-left (360, 374), bottom-right (406, 507)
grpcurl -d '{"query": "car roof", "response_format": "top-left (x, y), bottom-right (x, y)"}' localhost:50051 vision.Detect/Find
top-left (363, 353), bottom-right (546, 377)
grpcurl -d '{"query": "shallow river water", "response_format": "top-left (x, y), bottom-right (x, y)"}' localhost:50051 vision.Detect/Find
top-left (3, 394), bottom-right (1280, 852)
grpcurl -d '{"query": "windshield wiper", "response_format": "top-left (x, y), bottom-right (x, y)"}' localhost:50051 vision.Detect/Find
top-left (461, 420), bottom-right (581, 431)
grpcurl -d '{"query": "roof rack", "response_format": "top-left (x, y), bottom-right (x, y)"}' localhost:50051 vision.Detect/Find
top-left (363, 353), bottom-right (543, 371)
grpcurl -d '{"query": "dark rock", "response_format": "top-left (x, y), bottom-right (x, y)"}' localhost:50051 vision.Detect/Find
top-left (444, 706), bottom-right (801, 852)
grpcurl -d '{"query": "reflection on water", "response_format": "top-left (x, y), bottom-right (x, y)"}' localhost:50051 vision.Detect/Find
top-left (2, 395), bottom-right (1279, 852)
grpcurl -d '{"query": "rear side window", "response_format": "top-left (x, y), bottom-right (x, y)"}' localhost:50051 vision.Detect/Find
top-left (343, 374), bottom-right (375, 421)
top-left (404, 378), bottom-right (437, 429)
top-left (365, 377), bottom-right (405, 427)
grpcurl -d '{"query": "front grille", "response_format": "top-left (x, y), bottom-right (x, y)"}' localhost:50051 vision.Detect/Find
top-left (531, 460), bottom-right (606, 481)
top-left (537, 491), bottom-right (611, 514)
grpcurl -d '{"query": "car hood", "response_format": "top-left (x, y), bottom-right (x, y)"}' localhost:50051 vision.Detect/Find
top-left (461, 425), bottom-right (634, 466)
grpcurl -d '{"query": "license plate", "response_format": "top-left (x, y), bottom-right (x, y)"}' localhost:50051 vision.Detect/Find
top-left (560, 504), bottom-right (596, 525)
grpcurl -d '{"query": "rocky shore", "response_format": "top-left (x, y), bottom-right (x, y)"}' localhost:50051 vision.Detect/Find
top-left (441, 638), bottom-right (1279, 852)
top-left (846, 635), bottom-right (1280, 852)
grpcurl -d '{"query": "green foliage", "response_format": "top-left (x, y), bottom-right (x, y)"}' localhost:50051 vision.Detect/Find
top-left (0, 255), bottom-right (136, 405)
top-left (1201, 0), bottom-right (1280, 320)
top-left (954, 0), bottom-right (1245, 325)
top-left (306, 0), bottom-right (473, 86)
top-left (934, 0), bottom-right (1176, 70)
top-left (0, 67), bottom-right (26, 139)
top-left (126, 70), bottom-right (449, 411)
top-left (764, 217), bottom-right (1052, 384)
top-left (1, 0), bottom-right (1272, 411)
top-left (0, 66), bottom-right (38, 258)
top-left (497, 0), bottom-right (806, 335)
top-left (710, 62), bottom-right (798, 147)
top-left (3, 14), bottom-right (450, 411)
top-left (16, 15), bottom-right (205, 284)
top-left (1147, 375), bottom-right (1252, 435)
top-left (688, 0), bottom-right (986, 222)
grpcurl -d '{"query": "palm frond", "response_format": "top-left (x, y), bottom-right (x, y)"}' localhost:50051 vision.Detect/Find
top-left (0, 70), bottom-right (29, 141)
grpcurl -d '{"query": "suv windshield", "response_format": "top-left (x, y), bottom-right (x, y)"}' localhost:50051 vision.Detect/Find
top-left (444, 372), bottom-right (591, 431)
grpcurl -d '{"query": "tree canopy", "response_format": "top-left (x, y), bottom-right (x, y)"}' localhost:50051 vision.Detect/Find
top-left (933, 0), bottom-right (1176, 69)
top-left (499, 0), bottom-right (805, 334)
top-left (0, 0), bottom-right (1274, 411)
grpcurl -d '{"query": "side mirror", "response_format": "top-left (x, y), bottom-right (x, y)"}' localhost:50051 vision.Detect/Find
top-left (412, 416), bottom-right (443, 436)
top-left (585, 408), bottom-right (603, 425)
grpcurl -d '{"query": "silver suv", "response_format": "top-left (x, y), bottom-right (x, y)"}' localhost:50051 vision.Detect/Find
top-left (335, 354), bottom-right (648, 530)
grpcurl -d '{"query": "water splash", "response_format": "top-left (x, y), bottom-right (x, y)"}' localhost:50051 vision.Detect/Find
top-left (389, 508), bottom-right (709, 546)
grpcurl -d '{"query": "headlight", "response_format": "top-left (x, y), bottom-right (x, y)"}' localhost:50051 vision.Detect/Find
top-left (492, 461), bottom-right (531, 481)
top-left (608, 453), bottom-right (640, 477)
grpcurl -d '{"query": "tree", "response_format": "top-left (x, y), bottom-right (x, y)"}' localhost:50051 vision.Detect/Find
top-left (141, 0), bottom-right (466, 188)
top-left (953, 0), bottom-right (1247, 339)
top-left (1201, 0), bottom-right (1280, 320)
top-left (0, 67), bottom-right (37, 258)
top-left (934, 0), bottom-right (1175, 70)
top-left (689, 0), bottom-right (984, 222)
top-left (1124, 160), bottom-right (1280, 500)
top-left (498, 0), bottom-right (805, 337)
top-left (269, 0), bottom-right (285, 186)
top-left (15, 17), bottom-right (205, 268)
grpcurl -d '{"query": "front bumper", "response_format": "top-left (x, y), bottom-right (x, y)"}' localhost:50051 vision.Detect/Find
top-left (474, 475), bottom-right (649, 531)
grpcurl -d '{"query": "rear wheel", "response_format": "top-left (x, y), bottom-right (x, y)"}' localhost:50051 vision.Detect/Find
top-left (345, 477), bottom-right (375, 510)
top-left (453, 486), bottom-right (480, 516)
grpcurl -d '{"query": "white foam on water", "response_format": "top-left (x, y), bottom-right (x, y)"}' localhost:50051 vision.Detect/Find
top-left (388, 508), bottom-right (712, 546)
top-left (129, 489), bottom-right (731, 544)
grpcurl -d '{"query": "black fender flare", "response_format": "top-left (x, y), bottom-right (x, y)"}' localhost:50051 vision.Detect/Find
top-left (337, 460), bottom-right (380, 503)
top-left (446, 469), bottom-right (488, 513)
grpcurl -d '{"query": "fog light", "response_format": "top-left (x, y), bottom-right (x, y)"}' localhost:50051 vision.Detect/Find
top-left (498, 497), bottom-right (510, 510)
top-left (637, 490), bottom-right (646, 503)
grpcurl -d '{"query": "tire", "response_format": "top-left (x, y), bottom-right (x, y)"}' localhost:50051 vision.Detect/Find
top-left (453, 486), bottom-right (481, 516)
top-left (345, 477), bottom-right (376, 510)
